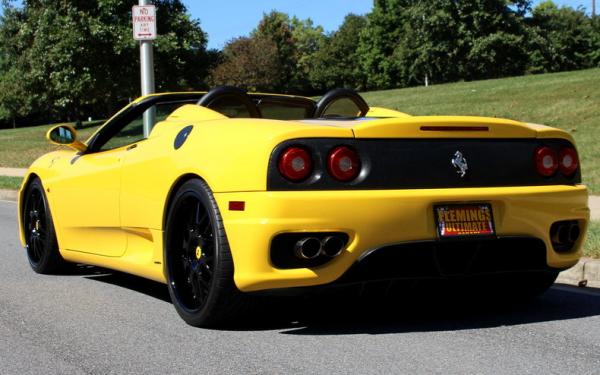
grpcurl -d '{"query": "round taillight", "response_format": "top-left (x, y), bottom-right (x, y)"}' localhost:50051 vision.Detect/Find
top-left (278, 147), bottom-right (313, 182)
top-left (328, 146), bottom-right (361, 182)
top-left (559, 147), bottom-right (579, 176)
top-left (534, 146), bottom-right (558, 177)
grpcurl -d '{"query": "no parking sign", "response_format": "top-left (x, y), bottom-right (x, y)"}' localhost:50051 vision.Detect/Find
top-left (132, 5), bottom-right (157, 41)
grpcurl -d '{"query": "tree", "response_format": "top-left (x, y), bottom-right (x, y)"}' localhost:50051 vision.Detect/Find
top-left (357, 0), bottom-right (409, 89)
top-left (289, 17), bottom-right (326, 92)
top-left (591, 16), bottom-right (600, 66)
top-left (250, 11), bottom-right (327, 93)
top-left (0, 5), bottom-right (36, 127)
top-left (357, 0), bottom-right (533, 88)
top-left (449, 0), bottom-right (532, 80)
top-left (152, 0), bottom-right (215, 92)
top-left (392, 1), bottom-right (461, 86)
top-left (0, 0), bottom-right (212, 127)
top-left (252, 11), bottom-right (297, 92)
top-left (209, 36), bottom-right (284, 91)
top-left (0, 67), bottom-right (32, 128)
top-left (528, 1), bottom-right (596, 73)
top-left (309, 14), bottom-right (367, 91)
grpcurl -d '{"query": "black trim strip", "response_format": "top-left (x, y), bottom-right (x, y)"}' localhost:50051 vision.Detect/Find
top-left (267, 138), bottom-right (581, 190)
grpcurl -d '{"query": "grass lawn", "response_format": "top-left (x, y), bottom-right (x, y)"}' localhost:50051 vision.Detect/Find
top-left (0, 121), bottom-right (102, 169)
top-left (363, 68), bottom-right (600, 193)
top-left (0, 176), bottom-right (23, 190)
top-left (585, 221), bottom-right (600, 259)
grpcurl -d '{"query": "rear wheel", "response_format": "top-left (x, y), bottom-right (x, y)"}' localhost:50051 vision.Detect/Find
top-left (165, 179), bottom-right (248, 327)
top-left (22, 178), bottom-right (68, 274)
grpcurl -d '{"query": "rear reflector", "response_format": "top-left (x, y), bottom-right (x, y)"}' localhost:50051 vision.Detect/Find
top-left (420, 126), bottom-right (489, 132)
top-left (229, 201), bottom-right (245, 211)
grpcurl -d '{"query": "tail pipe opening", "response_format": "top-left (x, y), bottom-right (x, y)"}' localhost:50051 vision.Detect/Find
top-left (321, 236), bottom-right (345, 258)
top-left (271, 232), bottom-right (350, 269)
top-left (294, 237), bottom-right (322, 260)
top-left (550, 220), bottom-right (581, 253)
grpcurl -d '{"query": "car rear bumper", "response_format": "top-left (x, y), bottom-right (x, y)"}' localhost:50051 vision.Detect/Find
top-left (214, 185), bottom-right (589, 292)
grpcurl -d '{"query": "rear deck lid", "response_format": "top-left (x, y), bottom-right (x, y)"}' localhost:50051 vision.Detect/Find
top-left (351, 116), bottom-right (537, 139)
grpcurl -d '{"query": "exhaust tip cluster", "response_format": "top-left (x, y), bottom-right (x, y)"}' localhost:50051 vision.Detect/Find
top-left (550, 220), bottom-right (581, 253)
top-left (270, 232), bottom-right (350, 269)
top-left (294, 236), bottom-right (345, 260)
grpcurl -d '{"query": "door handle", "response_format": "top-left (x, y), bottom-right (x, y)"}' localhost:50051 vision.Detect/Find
top-left (126, 144), bottom-right (138, 151)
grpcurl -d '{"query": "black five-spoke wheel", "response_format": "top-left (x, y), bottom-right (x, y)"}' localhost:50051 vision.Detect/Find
top-left (24, 185), bottom-right (47, 265)
top-left (165, 179), bottom-right (248, 327)
top-left (22, 178), bottom-right (66, 273)
top-left (168, 192), bottom-right (216, 310)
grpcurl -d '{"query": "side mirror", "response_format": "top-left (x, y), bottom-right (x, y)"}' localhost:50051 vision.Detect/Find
top-left (46, 125), bottom-right (87, 152)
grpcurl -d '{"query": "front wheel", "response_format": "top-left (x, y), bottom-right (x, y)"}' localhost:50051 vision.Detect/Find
top-left (165, 179), bottom-right (249, 327)
top-left (22, 178), bottom-right (68, 273)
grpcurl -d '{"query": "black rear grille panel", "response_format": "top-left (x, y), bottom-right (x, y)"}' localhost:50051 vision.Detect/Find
top-left (337, 237), bottom-right (550, 284)
top-left (267, 138), bottom-right (580, 190)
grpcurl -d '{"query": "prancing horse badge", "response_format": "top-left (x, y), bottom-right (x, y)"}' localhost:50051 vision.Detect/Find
top-left (451, 151), bottom-right (468, 178)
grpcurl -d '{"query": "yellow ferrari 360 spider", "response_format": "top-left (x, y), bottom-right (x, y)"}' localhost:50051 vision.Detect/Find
top-left (18, 87), bottom-right (590, 326)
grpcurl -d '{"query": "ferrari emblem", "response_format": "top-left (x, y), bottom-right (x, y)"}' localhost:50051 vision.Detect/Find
top-left (195, 246), bottom-right (202, 260)
top-left (451, 151), bottom-right (468, 178)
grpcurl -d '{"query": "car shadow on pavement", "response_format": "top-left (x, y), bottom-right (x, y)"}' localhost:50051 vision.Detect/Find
top-left (75, 266), bottom-right (600, 333)
top-left (275, 284), bottom-right (600, 335)
top-left (74, 266), bottom-right (171, 303)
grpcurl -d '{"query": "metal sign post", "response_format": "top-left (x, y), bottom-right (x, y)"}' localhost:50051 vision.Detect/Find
top-left (133, 1), bottom-right (157, 137)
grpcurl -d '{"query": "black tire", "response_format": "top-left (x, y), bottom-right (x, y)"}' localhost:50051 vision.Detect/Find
top-left (22, 178), bottom-right (68, 274)
top-left (164, 179), bottom-right (249, 327)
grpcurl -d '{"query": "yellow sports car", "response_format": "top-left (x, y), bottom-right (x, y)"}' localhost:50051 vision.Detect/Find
top-left (18, 87), bottom-right (590, 327)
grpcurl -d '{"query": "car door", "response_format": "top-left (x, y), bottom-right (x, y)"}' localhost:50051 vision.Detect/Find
top-left (49, 103), bottom-right (151, 257)
top-left (49, 147), bottom-right (127, 257)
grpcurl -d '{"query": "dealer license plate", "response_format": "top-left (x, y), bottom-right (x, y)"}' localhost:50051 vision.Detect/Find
top-left (435, 203), bottom-right (495, 238)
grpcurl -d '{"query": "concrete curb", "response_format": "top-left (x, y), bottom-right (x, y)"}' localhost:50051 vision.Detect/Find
top-left (590, 196), bottom-right (600, 221)
top-left (557, 258), bottom-right (600, 288)
top-left (0, 168), bottom-right (27, 177)
top-left (0, 189), bottom-right (18, 202)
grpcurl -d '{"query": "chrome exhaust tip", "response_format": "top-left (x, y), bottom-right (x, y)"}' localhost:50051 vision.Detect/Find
top-left (321, 236), bottom-right (345, 258)
top-left (550, 220), bottom-right (580, 253)
top-left (294, 237), bottom-right (322, 260)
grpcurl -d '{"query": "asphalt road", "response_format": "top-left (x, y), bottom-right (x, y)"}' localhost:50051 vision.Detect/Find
top-left (1, 200), bottom-right (600, 375)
